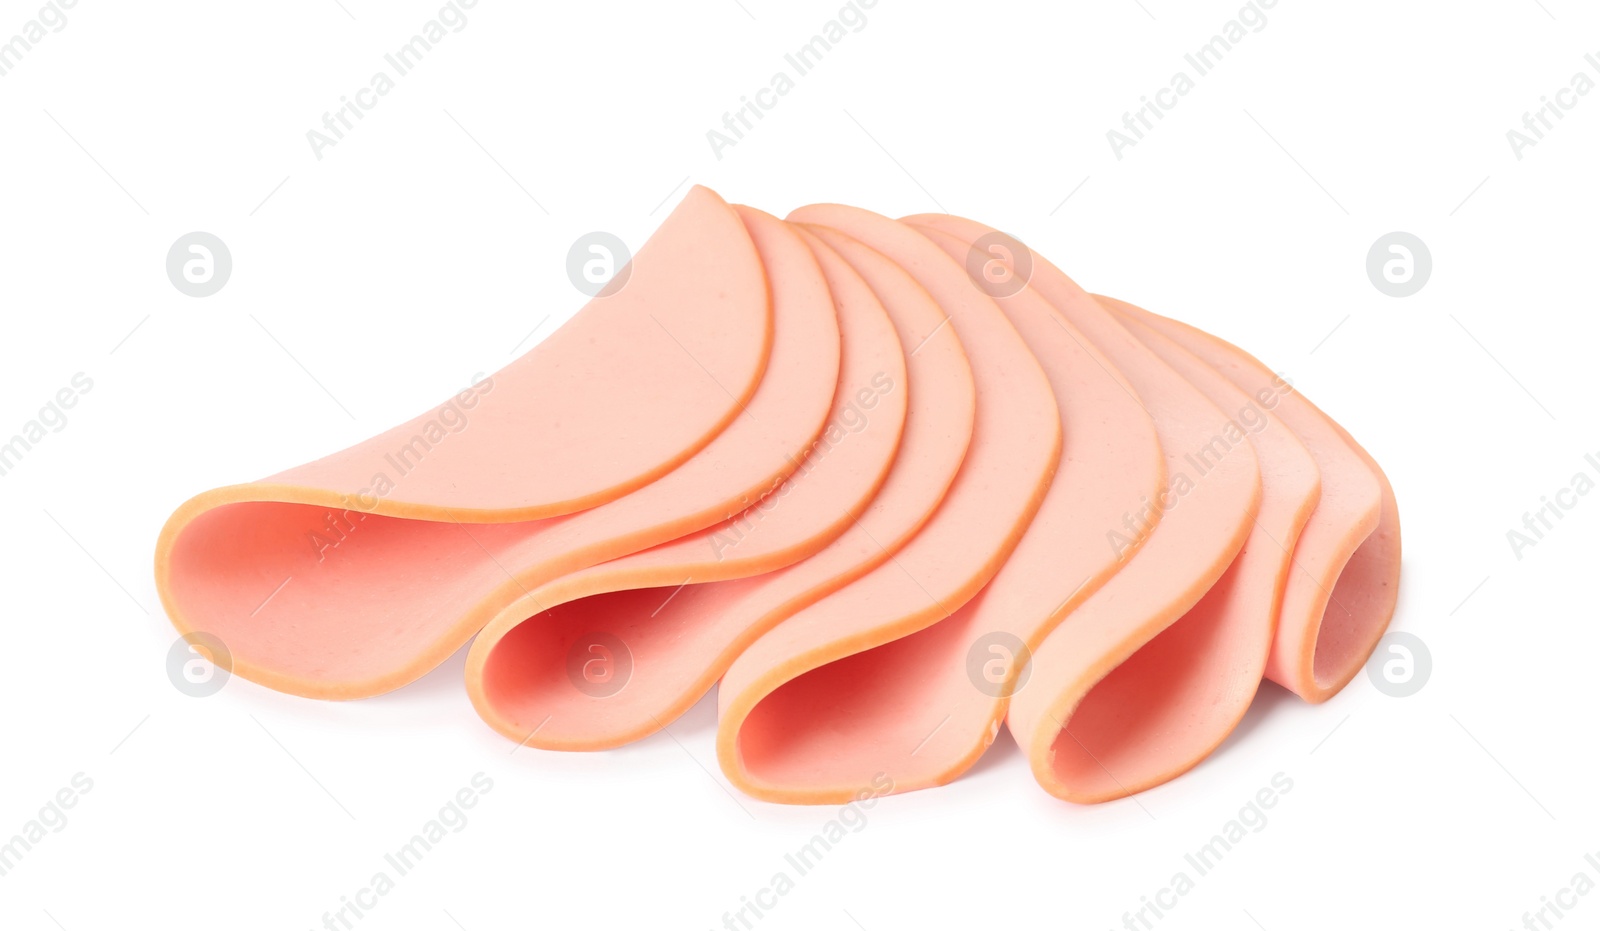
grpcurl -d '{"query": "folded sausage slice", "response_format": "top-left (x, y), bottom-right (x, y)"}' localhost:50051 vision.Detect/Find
top-left (1032, 297), bottom-right (1323, 796)
top-left (714, 206), bottom-right (1061, 805)
top-left (911, 213), bottom-right (1263, 803)
top-left (155, 200), bottom-right (838, 700)
top-left (759, 221), bottom-right (1168, 793)
top-left (1109, 302), bottom-right (1400, 701)
top-left (463, 223), bottom-right (919, 749)
top-left (286, 184), bottom-right (772, 520)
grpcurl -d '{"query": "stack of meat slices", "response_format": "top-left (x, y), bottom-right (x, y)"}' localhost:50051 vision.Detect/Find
top-left (155, 186), bottom-right (1400, 805)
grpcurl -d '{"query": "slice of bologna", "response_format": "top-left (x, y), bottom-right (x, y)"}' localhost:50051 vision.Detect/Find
top-left (462, 223), bottom-right (927, 749)
top-left (912, 213), bottom-right (1265, 803)
top-left (795, 220), bottom-right (1167, 794)
top-left (1057, 297), bottom-right (1322, 793)
top-left (152, 181), bottom-right (1400, 808)
top-left (714, 206), bottom-right (1062, 805)
top-left (291, 185), bottom-right (772, 521)
top-left (154, 199), bottom-right (841, 699)
top-left (1109, 301), bottom-right (1401, 701)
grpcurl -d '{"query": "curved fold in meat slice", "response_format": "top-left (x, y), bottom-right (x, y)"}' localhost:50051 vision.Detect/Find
top-left (1109, 301), bottom-right (1400, 701)
top-left (270, 185), bottom-right (772, 521)
top-left (714, 206), bottom-right (1062, 805)
top-left (463, 224), bottom-right (921, 749)
top-left (752, 221), bottom-right (1167, 794)
top-left (911, 213), bottom-right (1263, 804)
top-left (151, 179), bottom-right (1401, 807)
top-left (155, 202), bottom-right (839, 700)
top-left (1034, 297), bottom-right (1322, 797)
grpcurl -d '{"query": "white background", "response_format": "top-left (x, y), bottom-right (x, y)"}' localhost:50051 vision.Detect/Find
top-left (2, 1), bottom-right (1596, 928)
